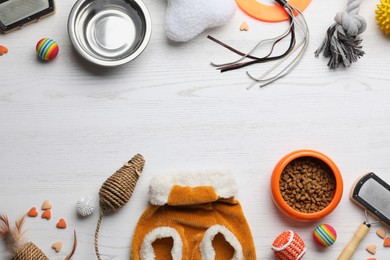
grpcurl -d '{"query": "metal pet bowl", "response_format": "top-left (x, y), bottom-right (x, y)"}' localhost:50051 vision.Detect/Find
top-left (68, 0), bottom-right (151, 66)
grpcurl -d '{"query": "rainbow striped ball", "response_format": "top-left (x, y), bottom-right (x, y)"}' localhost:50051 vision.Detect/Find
top-left (313, 224), bottom-right (337, 248)
top-left (36, 38), bottom-right (59, 61)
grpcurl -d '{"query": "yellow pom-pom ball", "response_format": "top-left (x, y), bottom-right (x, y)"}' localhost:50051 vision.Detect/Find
top-left (376, 0), bottom-right (390, 35)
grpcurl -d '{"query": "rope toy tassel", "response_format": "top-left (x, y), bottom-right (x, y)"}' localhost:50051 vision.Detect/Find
top-left (94, 154), bottom-right (145, 260)
top-left (315, 0), bottom-right (367, 69)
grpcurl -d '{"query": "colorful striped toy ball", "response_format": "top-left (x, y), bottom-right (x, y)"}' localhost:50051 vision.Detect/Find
top-left (36, 38), bottom-right (59, 61)
top-left (313, 224), bottom-right (337, 248)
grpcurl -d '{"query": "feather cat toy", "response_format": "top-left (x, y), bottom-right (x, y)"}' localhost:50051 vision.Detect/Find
top-left (0, 214), bottom-right (77, 260)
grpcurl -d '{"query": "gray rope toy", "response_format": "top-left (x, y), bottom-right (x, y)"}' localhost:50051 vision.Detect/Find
top-left (315, 0), bottom-right (367, 69)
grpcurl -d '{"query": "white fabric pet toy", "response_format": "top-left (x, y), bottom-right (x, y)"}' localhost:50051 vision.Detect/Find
top-left (165, 0), bottom-right (236, 42)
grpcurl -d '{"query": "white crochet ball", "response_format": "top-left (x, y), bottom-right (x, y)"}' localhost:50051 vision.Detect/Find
top-left (77, 196), bottom-right (95, 217)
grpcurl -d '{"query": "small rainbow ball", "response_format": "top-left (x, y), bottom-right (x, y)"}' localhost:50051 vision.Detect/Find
top-left (313, 224), bottom-right (337, 248)
top-left (36, 38), bottom-right (59, 61)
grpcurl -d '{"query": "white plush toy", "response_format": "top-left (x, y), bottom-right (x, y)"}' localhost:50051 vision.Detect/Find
top-left (165, 0), bottom-right (236, 42)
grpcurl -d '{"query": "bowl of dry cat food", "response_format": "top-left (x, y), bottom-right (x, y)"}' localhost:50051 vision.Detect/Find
top-left (271, 150), bottom-right (343, 221)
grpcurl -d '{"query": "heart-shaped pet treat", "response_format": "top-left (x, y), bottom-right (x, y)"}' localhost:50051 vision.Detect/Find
top-left (27, 207), bottom-right (38, 217)
top-left (366, 244), bottom-right (376, 255)
top-left (0, 45), bottom-right (8, 56)
top-left (240, 21), bottom-right (249, 31)
top-left (165, 0), bottom-right (236, 42)
top-left (367, 258), bottom-right (376, 260)
top-left (376, 228), bottom-right (386, 239)
top-left (41, 209), bottom-right (51, 220)
top-left (384, 237), bottom-right (390, 247)
top-left (41, 200), bottom-right (52, 210)
top-left (56, 218), bottom-right (67, 229)
top-left (52, 241), bottom-right (62, 253)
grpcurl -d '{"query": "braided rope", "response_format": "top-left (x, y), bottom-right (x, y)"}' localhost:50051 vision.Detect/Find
top-left (94, 154), bottom-right (145, 260)
top-left (315, 0), bottom-right (366, 68)
top-left (12, 242), bottom-right (48, 260)
top-left (334, 0), bottom-right (367, 37)
top-left (94, 211), bottom-right (104, 260)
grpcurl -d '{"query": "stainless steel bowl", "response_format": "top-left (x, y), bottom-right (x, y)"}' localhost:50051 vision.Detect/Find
top-left (68, 0), bottom-right (151, 66)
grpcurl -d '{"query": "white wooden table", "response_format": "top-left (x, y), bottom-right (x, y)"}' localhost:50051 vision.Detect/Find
top-left (1, 0), bottom-right (390, 259)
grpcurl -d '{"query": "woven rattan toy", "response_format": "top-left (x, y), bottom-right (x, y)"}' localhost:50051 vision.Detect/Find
top-left (94, 153), bottom-right (145, 260)
top-left (0, 215), bottom-right (77, 260)
top-left (272, 230), bottom-right (306, 260)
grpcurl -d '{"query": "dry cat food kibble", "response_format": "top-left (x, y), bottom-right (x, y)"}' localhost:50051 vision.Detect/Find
top-left (279, 157), bottom-right (336, 213)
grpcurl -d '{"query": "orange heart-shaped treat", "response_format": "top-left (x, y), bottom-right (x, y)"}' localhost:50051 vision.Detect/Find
top-left (0, 45), bottom-right (8, 56)
top-left (27, 207), bottom-right (38, 217)
top-left (384, 237), bottom-right (390, 247)
top-left (56, 218), bottom-right (67, 229)
top-left (41, 209), bottom-right (51, 220)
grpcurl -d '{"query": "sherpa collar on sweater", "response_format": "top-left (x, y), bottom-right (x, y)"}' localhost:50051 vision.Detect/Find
top-left (149, 171), bottom-right (238, 206)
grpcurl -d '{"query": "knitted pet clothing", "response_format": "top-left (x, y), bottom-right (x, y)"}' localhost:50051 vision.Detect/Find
top-left (131, 171), bottom-right (256, 259)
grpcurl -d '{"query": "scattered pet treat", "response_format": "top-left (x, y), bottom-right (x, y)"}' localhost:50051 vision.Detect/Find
top-left (52, 241), bottom-right (62, 253)
top-left (366, 244), bottom-right (376, 255)
top-left (384, 237), bottom-right (390, 247)
top-left (367, 258), bottom-right (376, 260)
top-left (56, 218), bottom-right (67, 229)
top-left (36, 38), bottom-right (59, 61)
top-left (315, 0), bottom-right (367, 69)
top-left (279, 157), bottom-right (336, 213)
top-left (95, 154), bottom-right (145, 260)
top-left (0, 214), bottom-right (77, 260)
top-left (41, 200), bottom-right (52, 210)
top-left (272, 230), bottom-right (306, 260)
top-left (165, 0), bottom-right (236, 42)
top-left (313, 224), bottom-right (337, 247)
top-left (0, 45), bottom-right (8, 56)
top-left (376, 0), bottom-right (390, 34)
top-left (131, 172), bottom-right (257, 259)
top-left (0, 215), bottom-right (48, 259)
top-left (240, 21), bottom-right (249, 31)
top-left (376, 228), bottom-right (386, 239)
top-left (77, 196), bottom-right (95, 217)
top-left (27, 207), bottom-right (38, 217)
top-left (339, 173), bottom-right (390, 259)
top-left (41, 209), bottom-right (51, 220)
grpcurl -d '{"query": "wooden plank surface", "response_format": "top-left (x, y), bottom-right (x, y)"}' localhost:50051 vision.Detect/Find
top-left (1, 0), bottom-right (390, 259)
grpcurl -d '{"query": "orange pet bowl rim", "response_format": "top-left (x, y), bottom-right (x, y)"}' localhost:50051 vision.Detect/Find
top-left (271, 149), bottom-right (343, 221)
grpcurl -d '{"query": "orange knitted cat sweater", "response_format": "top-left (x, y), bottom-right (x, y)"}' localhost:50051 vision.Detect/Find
top-left (131, 171), bottom-right (256, 259)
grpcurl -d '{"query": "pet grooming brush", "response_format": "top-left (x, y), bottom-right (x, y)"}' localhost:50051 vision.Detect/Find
top-left (338, 172), bottom-right (390, 260)
top-left (0, 0), bottom-right (55, 33)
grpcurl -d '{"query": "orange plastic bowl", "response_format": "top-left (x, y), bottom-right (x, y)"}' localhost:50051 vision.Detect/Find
top-left (271, 150), bottom-right (343, 221)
